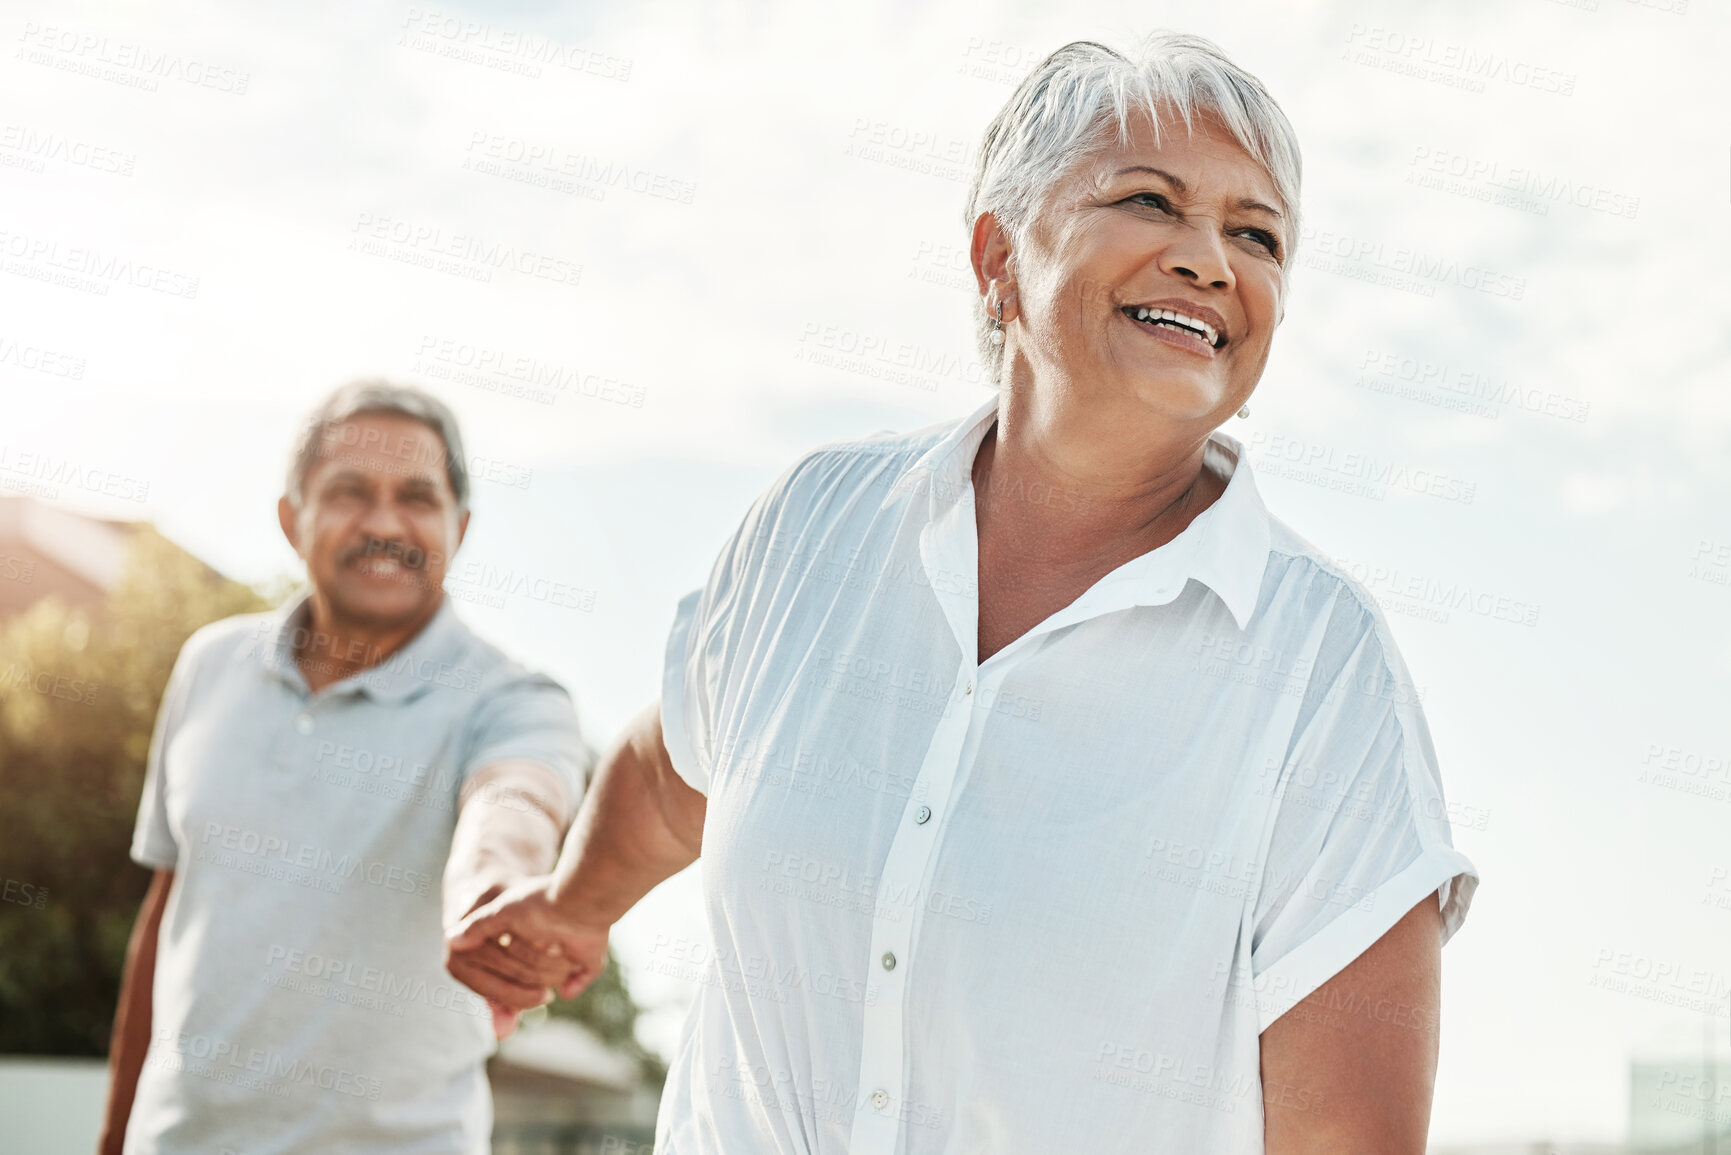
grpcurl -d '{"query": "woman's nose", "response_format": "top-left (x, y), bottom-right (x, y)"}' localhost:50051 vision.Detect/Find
top-left (1160, 224), bottom-right (1234, 290)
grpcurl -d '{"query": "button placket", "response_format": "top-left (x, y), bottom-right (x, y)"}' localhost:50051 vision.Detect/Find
top-left (846, 665), bottom-right (992, 1154)
top-left (279, 688), bottom-right (357, 782)
top-left (847, 445), bottom-right (987, 1151)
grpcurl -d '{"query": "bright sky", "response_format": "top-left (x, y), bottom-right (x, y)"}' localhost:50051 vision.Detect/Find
top-left (3, 0), bottom-right (1727, 1146)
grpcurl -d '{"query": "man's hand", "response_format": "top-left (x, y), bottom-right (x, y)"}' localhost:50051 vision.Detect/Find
top-left (445, 875), bottom-right (611, 1014)
top-left (446, 702), bottom-right (702, 1036)
top-left (451, 882), bottom-right (535, 1040)
top-left (442, 760), bottom-right (576, 1039)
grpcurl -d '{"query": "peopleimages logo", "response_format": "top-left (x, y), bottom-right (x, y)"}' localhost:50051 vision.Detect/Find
top-left (1245, 432), bottom-right (1477, 505)
top-left (347, 213), bottom-right (582, 291)
top-left (15, 22), bottom-right (252, 95)
top-left (0, 660), bottom-right (99, 705)
top-left (1297, 226), bottom-right (1525, 300)
top-left (0, 444), bottom-right (150, 502)
top-left (196, 822), bottom-right (435, 896)
top-left (263, 944), bottom-right (490, 1019)
top-left (148, 1027), bottom-right (383, 1100)
top-left (0, 227), bottom-right (200, 299)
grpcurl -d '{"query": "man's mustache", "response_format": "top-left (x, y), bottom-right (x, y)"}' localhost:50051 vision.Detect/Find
top-left (340, 537), bottom-right (438, 570)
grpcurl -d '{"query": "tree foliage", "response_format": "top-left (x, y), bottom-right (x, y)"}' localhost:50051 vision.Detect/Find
top-left (0, 526), bottom-right (271, 1054)
top-left (551, 947), bottom-right (667, 1085)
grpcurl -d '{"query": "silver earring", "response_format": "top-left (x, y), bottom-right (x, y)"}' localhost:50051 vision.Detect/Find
top-left (988, 299), bottom-right (1005, 346)
top-left (1237, 404), bottom-right (1250, 419)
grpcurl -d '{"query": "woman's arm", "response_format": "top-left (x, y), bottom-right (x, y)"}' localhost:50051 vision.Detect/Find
top-left (1259, 895), bottom-right (1444, 1155)
top-left (444, 700), bottom-right (705, 1008)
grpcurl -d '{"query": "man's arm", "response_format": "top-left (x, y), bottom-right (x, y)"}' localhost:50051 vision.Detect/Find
top-left (1259, 895), bottom-right (1444, 1155)
top-left (442, 758), bottom-right (571, 1036)
top-left (445, 700), bottom-right (705, 1009)
top-left (97, 868), bottom-right (173, 1155)
top-left (442, 759), bottom-right (570, 930)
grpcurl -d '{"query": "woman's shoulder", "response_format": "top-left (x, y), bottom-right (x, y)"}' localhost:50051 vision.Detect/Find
top-left (798, 411), bottom-right (961, 470)
top-left (763, 411), bottom-right (977, 517)
top-left (1263, 515), bottom-right (1383, 623)
top-left (1260, 513), bottom-right (1429, 711)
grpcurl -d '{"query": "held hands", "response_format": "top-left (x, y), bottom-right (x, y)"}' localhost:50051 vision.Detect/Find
top-left (444, 875), bottom-right (611, 1037)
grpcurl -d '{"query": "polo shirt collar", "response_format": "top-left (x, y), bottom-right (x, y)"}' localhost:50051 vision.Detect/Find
top-left (256, 588), bottom-right (473, 702)
top-left (900, 394), bottom-right (1270, 634)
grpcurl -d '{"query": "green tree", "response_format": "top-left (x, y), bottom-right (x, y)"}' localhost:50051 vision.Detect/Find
top-left (0, 526), bottom-right (270, 1053)
top-left (550, 947), bottom-right (667, 1085)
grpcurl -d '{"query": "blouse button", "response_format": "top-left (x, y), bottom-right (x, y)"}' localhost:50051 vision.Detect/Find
top-left (914, 806), bottom-right (932, 824)
top-left (871, 1089), bottom-right (890, 1110)
top-left (881, 952), bottom-right (897, 971)
top-left (295, 713), bottom-right (314, 734)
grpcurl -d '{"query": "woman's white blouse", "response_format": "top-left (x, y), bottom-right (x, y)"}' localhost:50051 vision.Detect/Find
top-left (655, 395), bottom-right (1479, 1154)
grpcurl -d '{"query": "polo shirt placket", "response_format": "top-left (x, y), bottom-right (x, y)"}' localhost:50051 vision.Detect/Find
top-left (256, 603), bottom-right (458, 786)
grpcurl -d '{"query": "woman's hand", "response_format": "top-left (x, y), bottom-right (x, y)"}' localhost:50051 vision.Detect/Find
top-left (444, 876), bottom-right (611, 1012)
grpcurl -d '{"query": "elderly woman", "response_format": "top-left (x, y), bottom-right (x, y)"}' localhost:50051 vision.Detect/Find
top-left (449, 32), bottom-right (1479, 1155)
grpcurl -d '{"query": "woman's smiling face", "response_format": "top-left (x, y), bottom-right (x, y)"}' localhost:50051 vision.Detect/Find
top-left (1001, 105), bottom-right (1289, 427)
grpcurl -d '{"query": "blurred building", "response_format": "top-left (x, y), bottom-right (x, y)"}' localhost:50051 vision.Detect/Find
top-left (1429, 1145), bottom-right (1632, 1155)
top-left (1429, 1053), bottom-right (1729, 1155)
top-left (0, 495), bottom-right (138, 615)
top-left (488, 1016), bottom-right (661, 1153)
top-left (0, 1025), bottom-right (663, 1155)
top-left (0, 495), bottom-right (234, 618)
top-left (1629, 1057), bottom-right (1730, 1155)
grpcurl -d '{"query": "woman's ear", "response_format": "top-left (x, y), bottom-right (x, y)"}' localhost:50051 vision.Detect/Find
top-left (970, 211), bottom-right (1015, 297)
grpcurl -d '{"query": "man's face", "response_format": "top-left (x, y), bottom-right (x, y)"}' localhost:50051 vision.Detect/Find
top-left (278, 413), bottom-right (468, 629)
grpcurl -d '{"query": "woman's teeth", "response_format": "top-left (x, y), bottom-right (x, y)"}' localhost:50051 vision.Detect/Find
top-left (1122, 306), bottom-right (1219, 348)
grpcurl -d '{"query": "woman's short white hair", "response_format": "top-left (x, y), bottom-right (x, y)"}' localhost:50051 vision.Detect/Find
top-left (964, 32), bottom-right (1303, 384)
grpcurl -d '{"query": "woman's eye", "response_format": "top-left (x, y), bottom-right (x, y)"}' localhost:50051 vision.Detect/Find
top-left (1241, 229), bottom-right (1280, 255)
top-left (1129, 193), bottom-right (1169, 211)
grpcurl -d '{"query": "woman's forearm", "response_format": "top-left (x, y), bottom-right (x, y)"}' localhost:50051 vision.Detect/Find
top-left (544, 700), bottom-right (705, 928)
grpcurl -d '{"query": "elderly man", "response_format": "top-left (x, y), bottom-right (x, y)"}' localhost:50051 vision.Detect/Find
top-left (450, 32), bottom-right (1480, 1155)
top-left (98, 381), bottom-right (590, 1154)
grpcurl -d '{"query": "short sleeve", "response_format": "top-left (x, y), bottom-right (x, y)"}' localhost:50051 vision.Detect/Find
top-left (1246, 621), bottom-right (1480, 1034)
top-left (660, 588), bottom-right (710, 795)
top-left (130, 631), bottom-right (208, 870)
top-left (659, 455), bottom-right (818, 797)
top-left (460, 676), bottom-right (592, 821)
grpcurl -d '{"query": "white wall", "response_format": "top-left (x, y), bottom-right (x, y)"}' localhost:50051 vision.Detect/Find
top-left (0, 1058), bottom-right (109, 1154)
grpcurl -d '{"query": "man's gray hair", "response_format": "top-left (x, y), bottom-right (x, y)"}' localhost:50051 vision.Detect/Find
top-left (964, 33), bottom-right (1304, 384)
top-left (285, 380), bottom-right (471, 512)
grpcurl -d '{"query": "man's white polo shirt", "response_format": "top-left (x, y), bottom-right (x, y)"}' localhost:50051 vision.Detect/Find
top-left (127, 592), bottom-right (589, 1154)
top-left (655, 396), bottom-right (1480, 1153)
